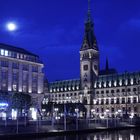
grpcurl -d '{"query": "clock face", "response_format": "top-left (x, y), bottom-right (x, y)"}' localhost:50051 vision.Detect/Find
top-left (94, 65), bottom-right (98, 71)
top-left (83, 65), bottom-right (88, 71)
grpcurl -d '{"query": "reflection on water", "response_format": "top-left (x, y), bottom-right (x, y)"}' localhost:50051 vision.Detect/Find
top-left (24, 129), bottom-right (140, 140)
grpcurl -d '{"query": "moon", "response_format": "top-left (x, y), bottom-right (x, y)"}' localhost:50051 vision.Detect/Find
top-left (6, 22), bottom-right (17, 31)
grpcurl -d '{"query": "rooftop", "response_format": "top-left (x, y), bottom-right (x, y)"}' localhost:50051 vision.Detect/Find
top-left (0, 43), bottom-right (38, 57)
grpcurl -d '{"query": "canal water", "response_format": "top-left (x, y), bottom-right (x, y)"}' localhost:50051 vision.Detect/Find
top-left (22, 128), bottom-right (139, 140)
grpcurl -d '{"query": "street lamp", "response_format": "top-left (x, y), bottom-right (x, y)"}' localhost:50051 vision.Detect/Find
top-left (118, 109), bottom-right (122, 117)
top-left (105, 109), bottom-right (109, 128)
top-left (75, 108), bottom-right (79, 130)
top-left (91, 109), bottom-right (96, 126)
top-left (129, 113), bottom-right (134, 124)
top-left (54, 108), bottom-right (59, 120)
top-left (115, 111), bottom-right (119, 127)
top-left (91, 109), bottom-right (95, 118)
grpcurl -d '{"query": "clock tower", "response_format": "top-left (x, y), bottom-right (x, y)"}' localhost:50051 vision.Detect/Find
top-left (80, 0), bottom-right (99, 117)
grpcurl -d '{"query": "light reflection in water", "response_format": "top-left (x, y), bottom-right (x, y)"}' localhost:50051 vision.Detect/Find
top-left (21, 129), bottom-right (139, 140)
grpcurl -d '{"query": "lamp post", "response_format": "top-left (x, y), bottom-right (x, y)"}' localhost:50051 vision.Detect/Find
top-left (129, 113), bottom-right (134, 125)
top-left (125, 71), bottom-right (128, 118)
top-left (75, 108), bottom-right (79, 130)
top-left (16, 109), bottom-right (19, 134)
top-left (105, 109), bottom-right (109, 128)
top-left (91, 109), bottom-right (96, 126)
top-left (115, 111), bottom-right (118, 127)
top-left (137, 75), bottom-right (140, 117)
top-left (54, 108), bottom-right (59, 120)
top-left (51, 102), bottom-right (55, 128)
top-left (64, 104), bottom-right (67, 131)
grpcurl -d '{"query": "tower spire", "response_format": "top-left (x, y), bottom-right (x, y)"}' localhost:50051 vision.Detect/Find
top-left (87, 0), bottom-right (91, 21)
top-left (106, 57), bottom-right (109, 71)
top-left (80, 0), bottom-right (98, 51)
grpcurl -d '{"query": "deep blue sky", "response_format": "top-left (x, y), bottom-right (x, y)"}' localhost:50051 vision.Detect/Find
top-left (0, 0), bottom-right (140, 82)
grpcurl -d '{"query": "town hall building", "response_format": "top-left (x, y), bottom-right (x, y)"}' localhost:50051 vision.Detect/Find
top-left (43, 0), bottom-right (140, 118)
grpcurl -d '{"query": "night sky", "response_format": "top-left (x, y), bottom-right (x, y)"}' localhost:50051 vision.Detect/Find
top-left (0, 0), bottom-right (140, 82)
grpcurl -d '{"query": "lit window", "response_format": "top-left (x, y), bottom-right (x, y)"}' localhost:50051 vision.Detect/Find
top-left (125, 80), bottom-right (128, 86)
top-left (13, 84), bottom-right (17, 91)
top-left (104, 82), bottom-right (106, 88)
top-left (61, 88), bottom-right (63, 91)
top-left (72, 86), bottom-right (75, 90)
top-left (23, 85), bottom-right (27, 92)
top-left (8, 51), bottom-right (11, 57)
top-left (99, 82), bottom-right (101, 88)
top-left (20, 54), bottom-right (23, 59)
top-left (1, 49), bottom-right (4, 55)
top-left (109, 81), bottom-right (111, 87)
top-left (68, 87), bottom-right (71, 91)
top-left (94, 83), bottom-right (97, 88)
top-left (114, 81), bottom-right (117, 87)
top-left (5, 50), bottom-right (8, 56)
top-left (119, 79), bottom-right (122, 86)
top-left (17, 53), bottom-right (19, 59)
top-left (76, 86), bottom-right (79, 90)
top-left (131, 79), bottom-right (133, 85)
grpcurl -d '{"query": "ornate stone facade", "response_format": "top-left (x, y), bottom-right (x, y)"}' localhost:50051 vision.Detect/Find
top-left (44, 0), bottom-right (140, 118)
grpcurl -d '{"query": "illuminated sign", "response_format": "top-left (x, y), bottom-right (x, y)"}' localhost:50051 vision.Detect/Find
top-left (0, 103), bottom-right (8, 107)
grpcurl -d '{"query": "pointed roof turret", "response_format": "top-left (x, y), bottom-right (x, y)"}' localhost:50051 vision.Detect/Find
top-left (106, 57), bottom-right (109, 71)
top-left (80, 0), bottom-right (98, 51)
top-left (87, 0), bottom-right (91, 22)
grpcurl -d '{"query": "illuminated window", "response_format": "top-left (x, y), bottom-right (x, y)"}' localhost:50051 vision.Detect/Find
top-left (109, 81), bottom-right (111, 87)
top-left (13, 84), bottom-right (17, 91)
top-left (114, 81), bottom-right (117, 87)
top-left (61, 88), bottom-right (63, 91)
top-left (8, 51), bottom-right (11, 57)
top-left (5, 50), bottom-right (8, 56)
top-left (17, 53), bottom-right (19, 59)
top-left (76, 86), bottom-right (79, 90)
top-left (20, 54), bottom-right (23, 59)
top-left (23, 85), bottom-right (27, 92)
top-left (1, 49), bottom-right (4, 55)
top-left (72, 86), bottom-right (75, 90)
top-left (1, 83), bottom-right (7, 91)
top-left (57, 88), bottom-right (59, 92)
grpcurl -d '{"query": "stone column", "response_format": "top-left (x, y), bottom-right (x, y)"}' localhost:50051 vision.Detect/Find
top-left (18, 63), bottom-right (22, 92)
top-left (37, 73), bottom-right (44, 94)
top-left (0, 61), bottom-right (1, 90)
top-left (85, 105), bottom-right (91, 118)
top-left (8, 61), bottom-right (12, 91)
top-left (28, 65), bottom-right (32, 93)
